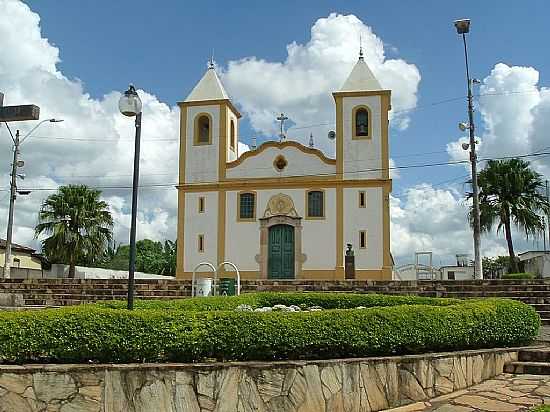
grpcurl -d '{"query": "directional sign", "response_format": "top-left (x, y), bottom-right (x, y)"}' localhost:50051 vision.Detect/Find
top-left (0, 105), bottom-right (40, 122)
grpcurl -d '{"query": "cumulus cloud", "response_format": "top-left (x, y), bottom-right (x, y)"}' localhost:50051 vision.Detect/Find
top-left (0, 0), bottom-right (179, 248)
top-left (220, 13), bottom-right (420, 154)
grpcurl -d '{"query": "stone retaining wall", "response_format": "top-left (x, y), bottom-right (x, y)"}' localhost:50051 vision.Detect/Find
top-left (0, 347), bottom-right (521, 412)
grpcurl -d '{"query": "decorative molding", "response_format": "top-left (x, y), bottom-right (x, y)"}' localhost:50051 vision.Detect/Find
top-left (273, 155), bottom-right (288, 172)
top-left (226, 140), bottom-right (336, 169)
top-left (263, 193), bottom-right (299, 218)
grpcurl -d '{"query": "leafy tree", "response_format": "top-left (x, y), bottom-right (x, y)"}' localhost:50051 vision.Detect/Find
top-left (99, 239), bottom-right (177, 276)
top-left (470, 159), bottom-right (550, 272)
top-left (35, 185), bottom-right (113, 277)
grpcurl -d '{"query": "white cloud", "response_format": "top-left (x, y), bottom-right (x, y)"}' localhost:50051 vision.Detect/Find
top-left (220, 13), bottom-right (420, 154)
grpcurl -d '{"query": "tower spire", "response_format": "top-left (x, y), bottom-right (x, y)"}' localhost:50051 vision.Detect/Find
top-left (208, 49), bottom-right (215, 69)
top-left (309, 132), bottom-right (314, 148)
top-left (359, 34), bottom-right (364, 61)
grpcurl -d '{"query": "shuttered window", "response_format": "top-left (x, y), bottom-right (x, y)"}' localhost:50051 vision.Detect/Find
top-left (307, 191), bottom-right (324, 218)
top-left (239, 192), bottom-right (255, 220)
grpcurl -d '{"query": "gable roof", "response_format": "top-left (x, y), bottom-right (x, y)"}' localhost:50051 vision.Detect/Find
top-left (340, 58), bottom-right (382, 92)
top-left (185, 67), bottom-right (229, 102)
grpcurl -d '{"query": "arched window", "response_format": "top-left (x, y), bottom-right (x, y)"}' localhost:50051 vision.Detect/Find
top-left (194, 114), bottom-right (211, 145)
top-left (307, 190), bottom-right (324, 218)
top-left (238, 192), bottom-right (256, 220)
top-left (230, 120), bottom-right (236, 151)
top-left (355, 107), bottom-right (369, 137)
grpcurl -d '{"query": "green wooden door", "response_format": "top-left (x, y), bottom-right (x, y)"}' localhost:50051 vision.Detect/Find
top-left (268, 225), bottom-right (295, 279)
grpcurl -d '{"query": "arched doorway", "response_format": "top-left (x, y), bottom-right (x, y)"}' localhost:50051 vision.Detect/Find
top-left (268, 224), bottom-right (295, 279)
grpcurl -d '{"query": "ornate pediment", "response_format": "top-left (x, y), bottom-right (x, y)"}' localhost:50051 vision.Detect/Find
top-left (263, 193), bottom-right (299, 218)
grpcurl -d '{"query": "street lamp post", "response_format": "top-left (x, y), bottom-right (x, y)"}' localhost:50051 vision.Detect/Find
top-left (454, 18), bottom-right (483, 279)
top-left (3, 118), bottom-right (63, 279)
top-left (118, 85), bottom-right (142, 310)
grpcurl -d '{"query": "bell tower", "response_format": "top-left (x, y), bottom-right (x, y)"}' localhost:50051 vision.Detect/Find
top-left (332, 51), bottom-right (391, 180)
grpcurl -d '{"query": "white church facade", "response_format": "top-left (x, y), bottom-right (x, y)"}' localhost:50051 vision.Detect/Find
top-left (176, 54), bottom-right (392, 280)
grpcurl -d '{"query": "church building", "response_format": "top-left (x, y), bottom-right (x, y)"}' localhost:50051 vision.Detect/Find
top-left (176, 52), bottom-right (392, 280)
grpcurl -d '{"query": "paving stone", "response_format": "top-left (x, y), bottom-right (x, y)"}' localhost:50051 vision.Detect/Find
top-left (453, 394), bottom-right (522, 411)
top-left (508, 396), bottom-right (542, 406)
top-left (431, 405), bottom-right (473, 412)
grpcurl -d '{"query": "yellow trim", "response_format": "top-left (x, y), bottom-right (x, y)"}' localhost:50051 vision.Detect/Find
top-left (335, 96), bottom-right (343, 179)
top-left (237, 190), bottom-right (257, 221)
top-left (230, 119), bottom-right (236, 152)
top-left (176, 191), bottom-right (185, 277)
top-left (179, 178), bottom-right (391, 193)
top-left (198, 196), bottom-right (205, 213)
top-left (351, 105), bottom-right (372, 140)
top-left (178, 107), bottom-right (187, 184)
top-left (359, 230), bottom-right (367, 249)
top-left (305, 189), bottom-right (326, 220)
top-left (177, 268), bottom-right (390, 280)
top-left (359, 191), bottom-right (366, 208)
top-left (226, 140), bottom-right (336, 169)
top-left (333, 90), bottom-right (392, 99)
top-left (193, 112), bottom-right (213, 146)
top-left (178, 99), bottom-right (242, 119)
top-left (218, 104), bottom-right (227, 180)
top-left (383, 185), bottom-right (392, 270)
top-left (335, 185), bottom-right (344, 278)
top-left (198, 234), bottom-right (204, 253)
top-left (217, 191), bottom-right (226, 266)
top-left (381, 93), bottom-right (391, 180)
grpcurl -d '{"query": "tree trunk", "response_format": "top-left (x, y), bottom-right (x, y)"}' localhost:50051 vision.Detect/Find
top-left (504, 208), bottom-right (519, 273)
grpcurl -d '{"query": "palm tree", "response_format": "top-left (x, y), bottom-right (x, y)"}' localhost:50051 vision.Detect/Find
top-left (35, 185), bottom-right (113, 278)
top-left (470, 159), bottom-right (550, 273)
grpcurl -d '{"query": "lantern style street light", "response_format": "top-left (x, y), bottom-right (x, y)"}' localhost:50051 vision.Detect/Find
top-left (118, 85), bottom-right (142, 310)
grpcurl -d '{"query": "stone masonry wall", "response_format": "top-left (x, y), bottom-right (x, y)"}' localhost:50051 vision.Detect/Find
top-left (0, 347), bottom-right (518, 412)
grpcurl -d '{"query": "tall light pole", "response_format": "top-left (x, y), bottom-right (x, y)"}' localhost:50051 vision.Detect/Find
top-left (454, 18), bottom-right (482, 279)
top-left (3, 119), bottom-right (63, 279)
top-left (118, 85), bottom-right (142, 310)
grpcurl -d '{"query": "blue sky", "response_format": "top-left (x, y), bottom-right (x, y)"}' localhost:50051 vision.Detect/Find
top-left (2, 0), bottom-right (550, 263)
top-left (25, 0), bottom-right (550, 193)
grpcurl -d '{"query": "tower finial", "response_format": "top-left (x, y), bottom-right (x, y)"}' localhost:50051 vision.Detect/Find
top-left (309, 132), bottom-right (314, 148)
top-left (276, 113), bottom-right (289, 142)
top-left (208, 49), bottom-right (215, 69)
top-left (359, 34), bottom-right (364, 61)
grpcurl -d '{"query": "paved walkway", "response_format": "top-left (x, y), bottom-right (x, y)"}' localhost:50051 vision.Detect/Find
top-left (387, 373), bottom-right (550, 411)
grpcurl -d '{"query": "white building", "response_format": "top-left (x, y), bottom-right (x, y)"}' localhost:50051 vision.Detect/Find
top-left (176, 53), bottom-right (392, 281)
top-left (519, 251), bottom-right (550, 277)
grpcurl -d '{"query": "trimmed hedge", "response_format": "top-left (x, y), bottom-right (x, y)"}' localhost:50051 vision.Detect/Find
top-left (96, 292), bottom-right (462, 311)
top-left (0, 296), bottom-right (539, 364)
top-left (502, 272), bottom-right (535, 280)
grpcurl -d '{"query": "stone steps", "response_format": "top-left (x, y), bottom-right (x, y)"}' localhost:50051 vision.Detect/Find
top-left (504, 361), bottom-right (550, 375)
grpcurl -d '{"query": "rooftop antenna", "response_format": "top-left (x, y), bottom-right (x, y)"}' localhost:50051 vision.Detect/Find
top-left (359, 33), bottom-right (364, 61)
top-left (309, 132), bottom-right (314, 148)
top-left (276, 113), bottom-right (288, 142)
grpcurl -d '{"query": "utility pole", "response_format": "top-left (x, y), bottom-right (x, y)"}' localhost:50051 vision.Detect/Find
top-left (4, 131), bottom-right (20, 279)
top-left (455, 19), bottom-right (482, 279)
top-left (546, 180), bottom-right (549, 252)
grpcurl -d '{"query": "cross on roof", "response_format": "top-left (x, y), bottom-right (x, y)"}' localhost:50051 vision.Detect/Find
top-left (276, 113), bottom-right (288, 142)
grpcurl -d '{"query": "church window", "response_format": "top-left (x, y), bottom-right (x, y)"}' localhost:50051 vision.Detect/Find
top-left (238, 192), bottom-right (256, 220)
top-left (198, 234), bottom-right (205, 253)
top-left (353, 106), bottom-right (371, 139)
top-left (359, 230), bottom-right (367, 249)
top-left (194, 113), bottom-right (212, 145)
top-left (198, 197), bottom-right (205, 213)
top-left (307, 190), bottom-right (324, 218)
top-left (359, 191), bottom-right (366, 208)
top-left (230, 120), bottom-right (236, 151)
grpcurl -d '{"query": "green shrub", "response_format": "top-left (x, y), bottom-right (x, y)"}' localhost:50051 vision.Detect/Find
top-left (502, 272), bottom-right (535, 280)
top-left (0, 297), bottom-right (539, 364)
top-left (95, 292), bottom-right (461, 311)
top-left (531, 407), bottom-right (550, 412)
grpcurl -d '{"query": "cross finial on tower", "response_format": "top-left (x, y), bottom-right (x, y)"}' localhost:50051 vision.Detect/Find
top-left (309, 132), bottom-right (314, 148)
top-left (208, 49), bottom-right (215, 69)
top-left (276, 113), bottom-right (289, 142)
top-left (359, 34), bottom-right (364, 61)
